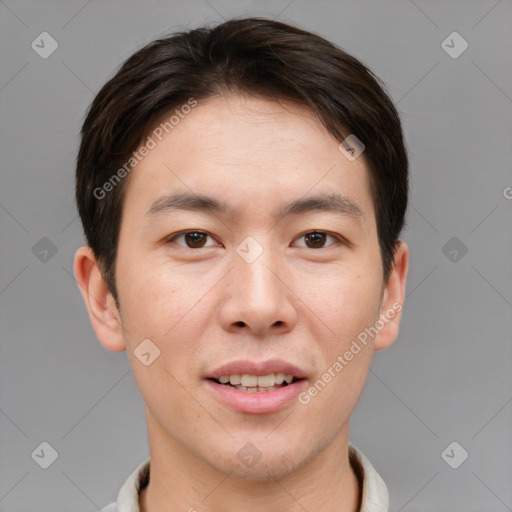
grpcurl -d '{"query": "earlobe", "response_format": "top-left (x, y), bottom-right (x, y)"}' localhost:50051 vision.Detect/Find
top-left (374, 241), bottom-right (409, 351)
top-left (73, 246), bottom-right (126, 352)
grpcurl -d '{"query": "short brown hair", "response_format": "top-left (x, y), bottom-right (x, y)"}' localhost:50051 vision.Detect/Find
top-left (76, 17), bottom-right (408, 303)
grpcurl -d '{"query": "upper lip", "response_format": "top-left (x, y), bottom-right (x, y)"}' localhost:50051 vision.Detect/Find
top-left (206, 359), bottom-right (308, 380)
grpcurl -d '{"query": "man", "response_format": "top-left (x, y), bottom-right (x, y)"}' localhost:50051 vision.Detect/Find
top-left (74, 17), bottom-right (409, 512)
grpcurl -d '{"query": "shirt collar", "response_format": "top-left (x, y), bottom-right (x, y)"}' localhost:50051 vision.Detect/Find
top-left (349, 444), bottom-right (389, 511)
top-left (103, 443), bottom-right (388, 512)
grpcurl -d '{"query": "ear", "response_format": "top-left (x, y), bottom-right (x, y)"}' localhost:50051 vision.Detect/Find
top-left (73, 246), bottom-right (126, 352)
top-left (374, 241), bottom-right (409, 351)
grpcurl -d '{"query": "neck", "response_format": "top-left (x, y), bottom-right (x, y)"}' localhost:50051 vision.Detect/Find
top-left (139, 414), bottom-right (361, 512)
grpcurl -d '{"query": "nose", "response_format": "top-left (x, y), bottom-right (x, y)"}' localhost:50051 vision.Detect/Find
top-left (219, 243), bottom-right (298, 336)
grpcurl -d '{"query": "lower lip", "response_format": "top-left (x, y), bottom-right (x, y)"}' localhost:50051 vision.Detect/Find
top-left (205, 379), bottom-right (308, 414)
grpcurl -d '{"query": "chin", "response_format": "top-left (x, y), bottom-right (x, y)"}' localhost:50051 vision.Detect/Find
top-left (227, 459), bottom-right (303, 483)
top-left (207, 443), bottom-right (315, 482)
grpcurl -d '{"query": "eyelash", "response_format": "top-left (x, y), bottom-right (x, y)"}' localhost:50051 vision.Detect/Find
top-left (165, 230), bottom-right (346, 249)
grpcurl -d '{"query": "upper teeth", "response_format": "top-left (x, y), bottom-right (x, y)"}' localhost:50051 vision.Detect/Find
top-left (218, 373), bottom-right (294, 387)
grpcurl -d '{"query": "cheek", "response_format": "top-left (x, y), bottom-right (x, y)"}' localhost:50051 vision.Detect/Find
top-left (309, 268), bottom-right (382, 342)
top-left (116, 255), bottom-right (204, 340)
top-left (300, 286), bottom-right (377, 430)
top-left (116, 255), bottom-right (219, 388)
top-left (302, 270), bottom-right (381, 403)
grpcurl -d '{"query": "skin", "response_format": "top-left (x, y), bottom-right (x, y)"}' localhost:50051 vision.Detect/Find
top-left (74, 94), bottom-right (408, 512)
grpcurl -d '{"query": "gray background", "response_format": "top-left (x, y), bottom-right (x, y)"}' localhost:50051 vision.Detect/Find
top-left (1, 0), bottom-right (511, 511)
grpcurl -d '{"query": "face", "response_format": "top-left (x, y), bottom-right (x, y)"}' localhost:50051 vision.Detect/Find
top-left (83, 94), bottom-right (407, 481)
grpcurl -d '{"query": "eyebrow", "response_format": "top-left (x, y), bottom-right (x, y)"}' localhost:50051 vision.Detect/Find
top-left (146, 191), bottom-right (364, 221)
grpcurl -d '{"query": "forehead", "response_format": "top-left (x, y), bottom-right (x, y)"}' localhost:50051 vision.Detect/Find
top-left (123, 94), bottom-right (374, 222)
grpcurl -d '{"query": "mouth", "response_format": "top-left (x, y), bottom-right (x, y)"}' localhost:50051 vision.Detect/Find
top-left (204, 360), bottom-right (309, 414)
top-left (207, 372), bottom-right (302, 392)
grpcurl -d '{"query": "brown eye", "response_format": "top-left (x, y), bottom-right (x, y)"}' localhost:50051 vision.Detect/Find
top-left (304, 231), bottom-right (327, 248)
top-left (168, 231), bottom-right (217, 248)
top-left (184, 231), bottom-right (207, 248)
top-left (293, 231), bottom-right (342, 249)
